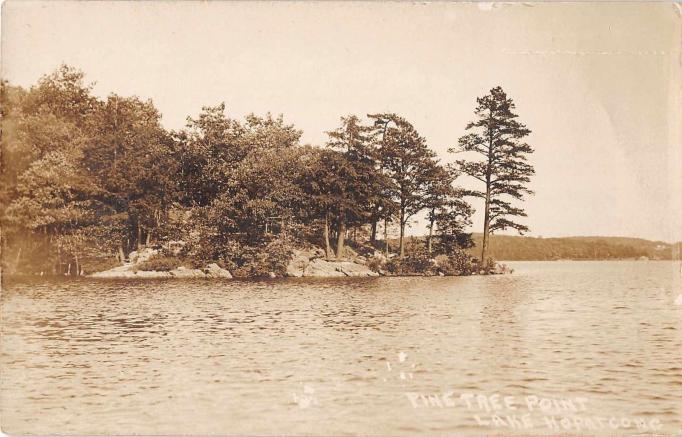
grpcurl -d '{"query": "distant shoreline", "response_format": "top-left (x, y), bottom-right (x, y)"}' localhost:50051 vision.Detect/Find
top-left (461, 234), bottom-right (681, 262)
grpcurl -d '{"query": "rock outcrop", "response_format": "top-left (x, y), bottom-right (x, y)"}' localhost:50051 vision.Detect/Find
top-left (203, 263), bottom-right (233, 278)
top-left (128, 247), bottom-right (159, 264)
top-left (304, 258), bottom-right (349, 277)
top-left (285, 248), bottom-right (379, 278)
top-left (90, 264), bottom-right (146, 278)
top-left (93, 244), bottom-right (380, 279)
top-left (90, 256), bottom-right (233, 279)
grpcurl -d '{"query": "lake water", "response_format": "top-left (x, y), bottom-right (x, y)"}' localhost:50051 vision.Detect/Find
top-left (2, 261), bottom-right (681, 436)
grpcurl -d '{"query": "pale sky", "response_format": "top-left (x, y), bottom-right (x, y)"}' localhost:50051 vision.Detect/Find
top-left (2, 1), bottom-right (680, 242)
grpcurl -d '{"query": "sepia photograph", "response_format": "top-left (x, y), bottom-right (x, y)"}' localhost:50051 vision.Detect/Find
top-left (1, 1), bottom-right (681, 436)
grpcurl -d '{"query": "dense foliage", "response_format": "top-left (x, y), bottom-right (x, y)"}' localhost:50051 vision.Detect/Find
top-left (1, 66), bottom-right (478, 276)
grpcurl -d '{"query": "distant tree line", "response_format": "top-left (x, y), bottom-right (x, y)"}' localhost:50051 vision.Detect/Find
top-left (467, 235), bottom-right (680, 261)
top-left (1, 65), bottom-right (535, 276)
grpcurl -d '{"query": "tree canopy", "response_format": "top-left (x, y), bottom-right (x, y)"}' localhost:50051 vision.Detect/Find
top-left (1, 66), bottom-right (513, 276)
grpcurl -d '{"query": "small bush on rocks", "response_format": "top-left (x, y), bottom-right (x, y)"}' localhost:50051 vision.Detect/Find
top-left (134, 255), bottom-right (183, 272)
top-left (366, 255), bottom-right (386, 272)
top-left (231, 237), bottom-right (294, 278)
top-left (385, 240), bottom-right (435, 275)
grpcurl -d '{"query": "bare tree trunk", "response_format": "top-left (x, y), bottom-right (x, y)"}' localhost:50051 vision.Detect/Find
top-left (481, 120), bottom-right (494, 271)
top-left (74, 253), bottom-right (80, 276)
top-left (399, 207), bottom-right (406, 258)
top-left (56, 243), bottom-right (61, 275)
top-left (370, 220), bottom-right (377, 243)
top-left (137, 221), bottom-right (142, 250)
top-left (146, 229), bottom-right (152, 246)
top-left (384, 218), bottom-right (389, 257)
top-left (481, 184), bottom-right (491, 268)
top-left (154, 209), bottom-right (161, 244)
top-left (324, 213), bottom-right (332, 259)
top-left (118, 245), bottom-right (125, 264)
top-left (399, 225), bottom-right (405, 258)
top-left (427, 218), bottom-right (435, 255)
top-left (336, 211), bottom-right (346, 259)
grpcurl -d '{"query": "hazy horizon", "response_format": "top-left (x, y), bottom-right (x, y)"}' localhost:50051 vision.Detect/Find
top-left (2, 1), bottom-right (680, 242)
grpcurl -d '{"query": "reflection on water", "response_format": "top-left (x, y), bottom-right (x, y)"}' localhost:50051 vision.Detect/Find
top-left (1, 261), bottom-right (681, 435)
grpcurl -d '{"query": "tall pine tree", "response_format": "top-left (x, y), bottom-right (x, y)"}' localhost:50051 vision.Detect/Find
top-left (450, 87), bottom-right (534, 265)
top-left (326, 115), bottom-right (382, 258)
top-left (369, 114), bottom-right (438, 258)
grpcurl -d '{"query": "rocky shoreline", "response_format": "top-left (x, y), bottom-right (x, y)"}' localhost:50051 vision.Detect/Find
top-left (89, 247), bottom-right (380, 279)
top-left (285, 248), bottom-right (379, 277)
top-left (90, 262), bottom-right (234, 279)
top-left (89, 246), bottom-right (508, 279)
top-left (89, 247), bottom-right (230, 279)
